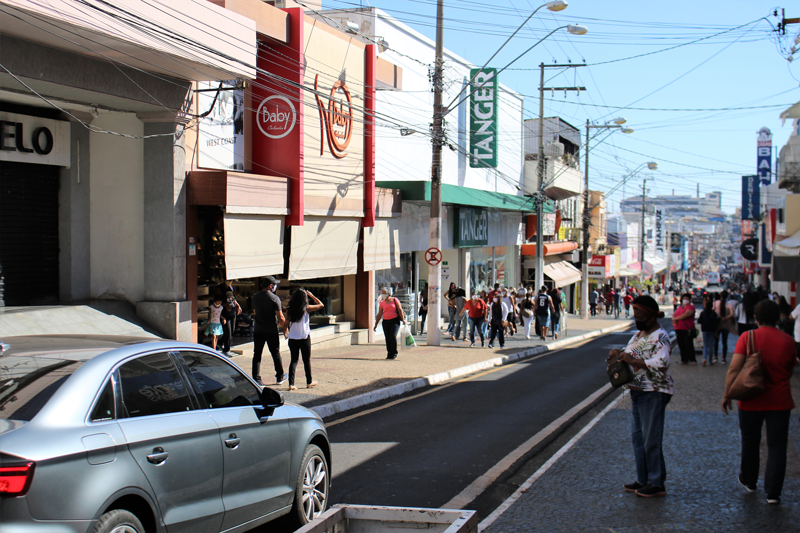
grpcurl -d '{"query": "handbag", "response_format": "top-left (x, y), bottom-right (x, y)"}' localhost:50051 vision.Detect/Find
top-left (727, 331), bottom-right (765, 401)
top-left (607, 357), bottom-right (635, 388)
top-left (689, 327), bottom-right (698, 339)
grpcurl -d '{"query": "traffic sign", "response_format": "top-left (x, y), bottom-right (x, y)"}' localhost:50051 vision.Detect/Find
top-left (425, 247), bottom-right (442, 266)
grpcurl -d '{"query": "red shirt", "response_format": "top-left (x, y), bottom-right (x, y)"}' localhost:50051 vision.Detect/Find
top-left (673, 304), bottom-right (695, 330)
top-left (734, 327), bottom-right (796, 411)
top-left (623, 295), bottom-right (633, 306)
top-left (464, 298), bottom-right (487, 318)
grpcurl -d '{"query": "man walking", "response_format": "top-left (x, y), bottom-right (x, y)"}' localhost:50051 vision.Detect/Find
top-left (252, 275), bottom-right (287, 386)
top-left (589, 287), bottom-right (598, 317)
top-left (535, 286), bottom-right (556, 340)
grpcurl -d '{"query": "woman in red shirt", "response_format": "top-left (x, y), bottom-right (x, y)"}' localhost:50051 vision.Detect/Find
top-left (460, 291), bottom-right (488, 347)
top-left (721, 299), bottom-right (797, 505)
top-left (672, 293), bottom-right (697, 365)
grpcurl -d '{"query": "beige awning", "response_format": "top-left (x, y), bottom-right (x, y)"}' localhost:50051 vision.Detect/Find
top-left (543, 261), bottom-right (581, 288)
top-left (364, 218), bottom-right (400, 271)
top-left (223, 213), bottom-right (284, 279)
top-left (289, 217), bottom-right (360, 280)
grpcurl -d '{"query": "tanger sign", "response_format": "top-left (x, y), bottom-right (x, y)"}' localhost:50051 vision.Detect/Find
top-left (469, 68), bottom-right (498, 168)
top-left (314, 74), bottom-right (353, 159)
top-left (454, 207), bottom-right (489, 247)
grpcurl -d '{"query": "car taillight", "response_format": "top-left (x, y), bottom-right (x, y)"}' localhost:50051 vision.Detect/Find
top-left (0, 462), bottom-right (34, 497)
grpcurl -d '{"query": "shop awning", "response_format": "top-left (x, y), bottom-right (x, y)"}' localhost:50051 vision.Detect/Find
top-left (223, 214), bottom-right (285, 279)
top-left (543, 261), bottom-right (582, 288)
top-left (364, 218), bottom-right (401, 271)
top-left (620, 266), bottom-right (642, 277)
top-left (289, 217), bottom-right (360, 280)
top-left (520, 241), bottom-right (579, 256)
top-left (644, 254), bottom-right (667, 275)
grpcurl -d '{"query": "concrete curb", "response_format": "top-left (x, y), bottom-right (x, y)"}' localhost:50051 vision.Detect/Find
top-left (312, 321), bottom-right (633, 420)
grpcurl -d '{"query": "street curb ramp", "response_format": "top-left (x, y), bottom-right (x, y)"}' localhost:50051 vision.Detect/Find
top-left (312, 322), bottom-right (633, 420)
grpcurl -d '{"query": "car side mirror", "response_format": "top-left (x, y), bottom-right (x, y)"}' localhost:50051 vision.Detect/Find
top-left (259, 388), bottom-right (284, 415)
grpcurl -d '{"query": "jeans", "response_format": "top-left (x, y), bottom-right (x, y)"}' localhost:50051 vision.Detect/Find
top-left (739, 409), bottom-right (791, 497)
top-left (551, 312), bottom-right (561, 334)
top-left (220, 317), bottom-right (235, 352)
top-left (420, 312), bottom-right (427, 334)
top-left (382, 317), bottom-right (401, 358)
top-left (253, 331), bottom-right (283, 382)
top-left (446, 306), bottom-right (456, 333)
top-left (453, 314), bottom-right (468, 340)
top-left (702, 331), bottom-right (715, 363)
top-left (288, 336), bottom-right (312, 386)
top-left (481, 318), bottom-right (488, 338)
top-left (468, 316), bottom-right (484, 344)
top-left (489, 320), bottom-right (505, 347)
top-left (590, 303), bottom-right (597, 316)
top-left (675, 329), bottom-right (696, 363)
top-left (630, 390), bottom-right (672, 487)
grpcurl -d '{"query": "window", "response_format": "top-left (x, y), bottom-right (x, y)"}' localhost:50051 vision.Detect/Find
top-left (0, 357), bottom-right (83, 421)
top-left (178, 352), bottom-right (260, 409)
top-left (118, 353), bottom-right (191, 418)
top-left (90, 379), bottom-right (115, 422)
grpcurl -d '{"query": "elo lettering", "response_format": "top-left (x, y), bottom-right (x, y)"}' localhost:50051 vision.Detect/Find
top-left (0, 121), bottom-right (54, 155)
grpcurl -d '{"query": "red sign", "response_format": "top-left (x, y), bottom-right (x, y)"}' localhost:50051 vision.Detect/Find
top-left (314, 75), bottom-right (353, 159)
top-left (256, 95), bottom-right (296, 139)
top-left (425, 248), bottom-right (442, 266)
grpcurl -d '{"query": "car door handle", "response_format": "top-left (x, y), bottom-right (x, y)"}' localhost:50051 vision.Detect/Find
top-left (146, 447), bottom-right (169, 465)
top-left (224, 434), bottom-right (241, 449)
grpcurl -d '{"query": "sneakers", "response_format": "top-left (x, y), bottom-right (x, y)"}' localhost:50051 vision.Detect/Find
top-left (623, 481), bottom-right (645, 492)
top-left (500, 345), bottom-right (505, 349)
top-left (481, 342), bottom-right (485, 347)
top-left (738, 474), bottom-right (756, 493)
top-left (635, 484), bottom-right (666, 498)
top-left (487, 344), bottom-right (493, 348)
top-left (470, 341), bottom-right (475, 347)
top-left (767, 495), bottom-right (781, 505)
top-left (276, 373), bottom-right (288, 385)
top-left (307, 381), bottom-right (318, 389)
top-left (288, 385), bottom-right (298, 391)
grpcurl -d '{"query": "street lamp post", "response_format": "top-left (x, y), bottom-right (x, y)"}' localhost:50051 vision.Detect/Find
top-left (580, 119), bottom-right (634, 319)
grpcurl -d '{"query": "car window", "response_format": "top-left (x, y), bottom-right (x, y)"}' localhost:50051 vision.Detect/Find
top-left (177, 352), bottom-right (260, 409)
top-left (118, 353), bottom-right (192, 418)
top-left (0, 357), bottom-right (83, 421)
top-left (90, 379), bottom-right (115, 422)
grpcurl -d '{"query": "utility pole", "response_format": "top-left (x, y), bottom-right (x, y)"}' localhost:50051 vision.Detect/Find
top-left (535, 63), bottom-right (585, 291)
top-left (641, 179), bottom-right (648, 266)
top-left (581, 119), bottom-right (591, 319)
top-left (427, 0), bottom-right (444, 346)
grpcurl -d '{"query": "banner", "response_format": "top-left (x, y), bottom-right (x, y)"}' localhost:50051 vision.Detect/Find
top-left (757, 127), bottom-right (772, 186)
top-left (741, 175), bottom-right (760, 220)
top-left (655, 209), bottom-right (663, 252)
top-left (469, 68), bottom-right (498, 168)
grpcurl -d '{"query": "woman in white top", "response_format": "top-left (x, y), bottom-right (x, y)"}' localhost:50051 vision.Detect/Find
top-left (284, 288), bottom-right (324, 390)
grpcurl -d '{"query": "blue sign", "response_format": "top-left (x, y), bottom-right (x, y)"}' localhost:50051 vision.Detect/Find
top-left (741, 175), bottom-right (760, 220)
top-left (757, 146), bottom-right (771, 185)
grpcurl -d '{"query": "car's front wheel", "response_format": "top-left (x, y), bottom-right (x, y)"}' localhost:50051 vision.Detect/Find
top-left (93, 509), bottom-right (145, 533)
top-left (290, 444), bottom-right (329, 526)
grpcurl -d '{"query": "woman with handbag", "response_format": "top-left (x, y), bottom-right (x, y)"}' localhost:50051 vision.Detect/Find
top-left (672, 293), bottom-right (697, 365)
top-left (419, 282), bottom-right (428, 334)
top-left (607, 296), bottom-right (673, 498)
top-left (374, 287), bottom-right (407, 360)
top-left (519, 291), bottom-right (534, 339)
top-left (721, 299), bottom-right (796, 505)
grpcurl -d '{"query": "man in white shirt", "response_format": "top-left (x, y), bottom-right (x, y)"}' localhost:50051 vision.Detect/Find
top-left (790, 303), bottom-right (800, 360)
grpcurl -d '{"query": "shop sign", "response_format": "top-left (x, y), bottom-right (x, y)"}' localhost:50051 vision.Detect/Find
top-left (655, 210), bottom-right (663, 252)
top-left (256, 95), bottom-right (296, 140)
top-left (455, 207), bottom-right (489, 248)
top-left (469, 68), bottom-right (498, 168)
top-left (741, 175), bottom-right (759, 220)
top-left (314, 74), bottom-right (353, 159)
top-left (199, 80), bottom-right (246, 170)
top-left (588, 255), bottom-right (606, 279)
top-left (0, 112), bottom-right (69, 167)
top-left (757, 127), bottom-right (772, 185)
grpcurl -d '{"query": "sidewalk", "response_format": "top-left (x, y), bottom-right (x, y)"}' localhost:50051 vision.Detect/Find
top-left (480, 336), bottom-right (800, 532)
top-left (229, 313), bottom-right (634, 416)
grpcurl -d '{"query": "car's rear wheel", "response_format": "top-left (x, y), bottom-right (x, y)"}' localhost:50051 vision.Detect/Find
top-left (290, 444), bottom-right (329, 526)
top-left (93, 509), bottom-right (144, 533)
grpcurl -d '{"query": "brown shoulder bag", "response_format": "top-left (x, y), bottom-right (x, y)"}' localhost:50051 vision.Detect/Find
top-left (727, 331), bottom-right (765, 401)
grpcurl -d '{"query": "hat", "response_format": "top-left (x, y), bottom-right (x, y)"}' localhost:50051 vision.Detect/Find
top-left (263, 275), bottom-right (279, 287)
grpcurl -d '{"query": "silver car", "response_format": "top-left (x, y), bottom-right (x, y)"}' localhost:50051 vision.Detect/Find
top-left (0, 335), bottom-right (330, 533)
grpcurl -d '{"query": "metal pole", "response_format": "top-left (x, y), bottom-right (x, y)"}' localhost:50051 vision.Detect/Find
top-left (535, 62), bottom-right (545, 291)
top-left (580, 119), bottom-right (590, 319)
top-left (641, 179), bottom-right (647, 266)
top-left (427, 0), bottom-right (444, 346)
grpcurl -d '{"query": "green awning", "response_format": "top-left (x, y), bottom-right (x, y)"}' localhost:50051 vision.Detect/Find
top-left (375, 180), bottom-right (554, 213)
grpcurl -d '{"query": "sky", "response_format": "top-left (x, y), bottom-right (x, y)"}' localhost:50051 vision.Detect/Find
top-left (321, 0), bottom-right (800, 214)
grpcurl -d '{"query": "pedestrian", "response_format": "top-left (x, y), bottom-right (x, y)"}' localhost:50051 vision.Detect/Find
top-left (777, 296), bottom-right (794, 336)
top-left (502, 287), bottom-right (516, 336)
top-left (697, 296), bottom-right (720, 367)
top-left (374, 287), bottom-right (407, 360)
top-left (419, 282), bottom-right (429, 334)
top-left (589, 287), bottom-right (598, 317)
top-left (715, 290), bottom-right (736, 364)
top-left (721, 299), bottom-right (797, 505)
top-left (219, 291), bottom-right (241, 356)
top-left (451, 287), bottom-right (468, 341)
top-left (444, 282), bottom-right (457, 334)
top-left (623, 292), bottom-right (633, 319)
top-left (605, 288), bottom-right (614, 315)
top-left (736, 291), bottom-right (758, 336)
top-left (205, 296), bottom-right (225, 351)
top-left (789, 299), bottom-right (800, 360)
top-left (460, 290), bottom-right (487, 347)
top-left (480, 289), bottom-right (490, 338)
top-left (672, 293), bottom-right (697, 365)
top-left (252, 276), bottom-right (287, 386)
top-left (284, 288), bottom-right (324, 390)
top-left (535, 286), bottom-right (555, 341)
top-left (607, 295), bottom-right (673, 498)
top-left (519, 290), bottom-right (534, 339)
top-left (549, 287), bottom-right (562, 339)
top-left (487, 292), bottom-right (509, 349)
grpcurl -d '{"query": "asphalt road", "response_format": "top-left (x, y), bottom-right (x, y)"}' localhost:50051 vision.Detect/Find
top-left (262, 318), bottom-right (676, 531)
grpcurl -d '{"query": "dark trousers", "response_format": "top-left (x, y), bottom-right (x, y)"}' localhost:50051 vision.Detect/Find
top-left (675, 329), bottom-right (696, 363)
top-left (288, 336), bottom-right (312, 387)
top-left (489, 320), bottom-right (505, 347)
top-left (468, 316), bottom-right (484, 344)
top-left (630, 390), bottom-right (672, 487)
top-left (220, 318), bottom-right (235, 352)
top-left (590, 303), bottom-right (597, 316)
top-left (253, 331), bottom-right (283, 382)
top-left (739, 409), bottom-right (792, 497)
top-left (715, 329), bottom-right (730, 359)
top-left (420, 312), bottom-right (427, 333)
top-left (382, 317), bottom-right (401, 358)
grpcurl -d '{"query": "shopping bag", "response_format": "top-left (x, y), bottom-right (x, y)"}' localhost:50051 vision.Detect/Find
top-left (399, 324), bottom-right (416, 349)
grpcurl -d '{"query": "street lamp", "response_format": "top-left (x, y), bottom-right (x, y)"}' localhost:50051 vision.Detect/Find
top-left (579, 120), bottom-right (634, 319)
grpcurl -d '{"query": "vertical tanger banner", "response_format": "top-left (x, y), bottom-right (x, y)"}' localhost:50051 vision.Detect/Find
top-left (655, 209), bottom-right (663, 252)
top-left (741, 175), bottom-right (760, 220)
top-left (469, 68), bottom-right (498, 168)
top-left (757, 126), bottom-right (772, 186)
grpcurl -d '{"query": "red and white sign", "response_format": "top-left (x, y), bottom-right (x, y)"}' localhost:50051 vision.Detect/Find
top-left (256, 95), bottom-right (296, 139)
top-left (588, 255), bottom-right (615, 279)
top-left (425, 247), bottom-right (442, 266)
